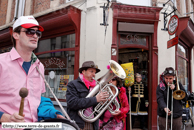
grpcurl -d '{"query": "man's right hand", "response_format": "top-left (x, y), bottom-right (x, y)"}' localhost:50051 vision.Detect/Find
top-left (0, 113), bottom-right (25, 122)
top-left (96, 91), bottom-right (109, 102)
top-left (164, 108), bottom-right (171, 116)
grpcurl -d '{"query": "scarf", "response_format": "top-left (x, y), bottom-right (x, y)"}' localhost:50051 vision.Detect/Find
top-left (80, 74), bottom-right (96, 89)
top-left (159, 72), bottom-right (166, 91)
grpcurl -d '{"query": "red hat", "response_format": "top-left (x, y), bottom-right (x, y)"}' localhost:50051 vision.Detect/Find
top-left (13, 15), bottom-right (44, 32)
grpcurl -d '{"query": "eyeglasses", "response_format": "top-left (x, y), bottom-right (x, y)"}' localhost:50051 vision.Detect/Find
top-left (19, 29), bottom-right (42, 38)
top-left (111, 78), bottom-right (116, 81)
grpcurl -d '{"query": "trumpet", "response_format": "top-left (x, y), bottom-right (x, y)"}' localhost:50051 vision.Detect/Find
top-left (78, 60), bottom-right (126, 123)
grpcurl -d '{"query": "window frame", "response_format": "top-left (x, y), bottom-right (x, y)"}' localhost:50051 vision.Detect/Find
top-left (176, 41), bottom-right (191, 92)
top-left (34, 6), bottom-right (81, 101)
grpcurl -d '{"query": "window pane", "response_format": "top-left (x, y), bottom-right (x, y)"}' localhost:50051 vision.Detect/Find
top-left (38, 51), bottom-right (75, 100)
top-left (35, 34), bottom-right (76, 100)
top-left (177, 56), bottom-right (188, 91)
top-left (120, 34), bottom-right (147, 46)
top-left (35, 34), bottom-right (75, 53)
top-left (178, 44), bottom-right (188, 59)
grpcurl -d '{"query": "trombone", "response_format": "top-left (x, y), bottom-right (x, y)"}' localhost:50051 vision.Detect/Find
top-left (173, 71), bottom-right (186, 100)
top-left (166, 71), bottom-right (186, 130)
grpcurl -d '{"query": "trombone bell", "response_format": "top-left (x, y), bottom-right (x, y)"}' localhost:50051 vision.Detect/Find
top-left (173, 90), bottom-right (186, 100)
top-left (173, 71), bottom-right (186, 100)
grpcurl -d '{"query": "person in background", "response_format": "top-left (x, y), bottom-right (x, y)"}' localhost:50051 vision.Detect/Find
top-left (156, 67), bottom-right (187, 130)
top-left (0, 16), bottom-right (63, 127)
top-left (66, 61), bottom-right (109, 130)
top-left (99, 76), bottom-right (129, 130)
top-left (131, 73), bottom-right (148, 130)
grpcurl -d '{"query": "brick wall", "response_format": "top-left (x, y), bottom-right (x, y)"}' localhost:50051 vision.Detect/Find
top-left (31, 0), bottom-right (50, 14)
top-left (0, 0), bottom-right (8, 26)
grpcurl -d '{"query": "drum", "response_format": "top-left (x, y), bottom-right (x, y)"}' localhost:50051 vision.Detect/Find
top-left (24, 118), bottom-right (79, 130)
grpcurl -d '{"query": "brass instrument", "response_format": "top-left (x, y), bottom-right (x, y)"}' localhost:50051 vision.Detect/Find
top-left (166, 70), bottom-right (186, 130)
top-left (166, 82), bottom-right (170, 130)
top-left (78, 60), bottom-right (126, 123)
top-left (173, 71), bottom-right (186, 100)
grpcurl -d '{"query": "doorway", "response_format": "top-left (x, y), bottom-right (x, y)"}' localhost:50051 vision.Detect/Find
top-left (119, 48), bottom-right (148, 85)
top-left (119, 48), bottom-right (149, 129)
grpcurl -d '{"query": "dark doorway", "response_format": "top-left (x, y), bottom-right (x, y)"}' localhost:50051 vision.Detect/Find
top-left (119, 48), bottom-right (149, 129)
top-left (119, 48), bottom-right (148, 85)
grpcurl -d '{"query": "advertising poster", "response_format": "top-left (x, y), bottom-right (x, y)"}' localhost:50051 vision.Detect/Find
top-left (58, 75), bottom-right (69, 92)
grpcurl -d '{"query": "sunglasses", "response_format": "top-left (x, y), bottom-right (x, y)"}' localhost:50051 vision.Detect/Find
top-left (111, 78), bottom-right (116, 81)
top-left (20, 29), bottom-right (42, 38)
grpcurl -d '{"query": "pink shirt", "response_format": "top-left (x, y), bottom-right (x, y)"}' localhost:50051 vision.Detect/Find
top-left (0, 48), bottom-right (45, 123)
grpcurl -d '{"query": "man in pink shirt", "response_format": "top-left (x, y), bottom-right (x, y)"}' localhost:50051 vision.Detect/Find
top-left (0, 16), bottom-right (50, 124)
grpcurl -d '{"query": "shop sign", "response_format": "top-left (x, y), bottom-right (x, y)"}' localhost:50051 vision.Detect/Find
top-left (168, 15), bottom-right (179, 35)
top-left (167, 36), bottom-right (178, 49)
top-left (42, 57), bottom-right (66, 69)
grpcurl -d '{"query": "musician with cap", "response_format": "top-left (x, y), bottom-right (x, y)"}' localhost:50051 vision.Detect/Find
top-left (156, 67), bottom-right (187, 130)
top-left (0, 16), bottom-right (63, 125)
top-left (131, 73), bottom-right (149, 130)
top-left (66, 61), bottom-right (109, 130)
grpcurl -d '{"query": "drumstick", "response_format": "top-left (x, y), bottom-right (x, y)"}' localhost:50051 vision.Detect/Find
top-left (19, 88), bottom-right (28, 116)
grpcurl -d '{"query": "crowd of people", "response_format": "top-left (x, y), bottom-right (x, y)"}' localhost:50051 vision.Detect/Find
top-left (0, 15), bottom-right (189, 130)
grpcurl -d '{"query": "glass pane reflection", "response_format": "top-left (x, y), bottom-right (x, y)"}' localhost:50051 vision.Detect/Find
top-left (35, 34), bottom-right (76, 100)
top-left (38, 51), bottom-right (75, 100)
top-left (120, 34), bottom-right (147, 46)
top-left (177, 44), bottom-right (188, 58)
top-left (35, 34), bottom-right (75, 53)
top-left (177, 44), bottom-right (189, 92)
